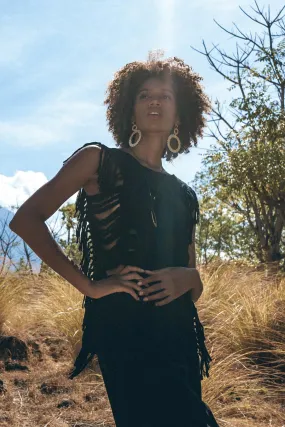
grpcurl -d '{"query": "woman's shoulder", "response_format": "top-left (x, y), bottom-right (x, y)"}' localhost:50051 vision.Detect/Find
top-left (63, 141), bottom-right (127, 164)
top-left (175, 176), bottom-right (198, 198)
top-left (63, 142), bottom-right (198, 205)
top-left (174, 177), bottom-right (200, 224)
top-left (62, 141), bottom-right (109, 164)
top-left (62, 142), bottom-right (121, 197)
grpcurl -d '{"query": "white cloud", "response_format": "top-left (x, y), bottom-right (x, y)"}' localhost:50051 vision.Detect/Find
top-left (0, 171), bottom-right (48, 210)
top-left (0, 171), bottom-right (78, 263)
top-left (0, 171), bottom-right (76, 217)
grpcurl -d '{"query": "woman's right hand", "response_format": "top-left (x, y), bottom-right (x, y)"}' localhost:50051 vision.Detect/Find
top-left (85, 264), bottom-right (145, 301)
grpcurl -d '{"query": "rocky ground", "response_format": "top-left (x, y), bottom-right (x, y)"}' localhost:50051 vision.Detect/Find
top-left (1, 330), bottom-right (283, 427)
top-left (0, 330), bottom-right (116, 426)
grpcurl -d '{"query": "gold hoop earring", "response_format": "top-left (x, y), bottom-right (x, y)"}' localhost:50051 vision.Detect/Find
top-left (129, 122), bottom-right (142, 147)
top-left (167, 124), bottom-right (181, 153)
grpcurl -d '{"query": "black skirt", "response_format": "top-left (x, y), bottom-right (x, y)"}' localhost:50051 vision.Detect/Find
top-left (70, 284), bottom-right (220, 427)
top-left (98, 353), bottom-right (218, 427)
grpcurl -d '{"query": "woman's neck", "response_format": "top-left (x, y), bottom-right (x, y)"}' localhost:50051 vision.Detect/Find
top-left (126, 133), bottom-right (167, 170)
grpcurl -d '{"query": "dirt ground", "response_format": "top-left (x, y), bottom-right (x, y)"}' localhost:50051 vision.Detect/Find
top-left (0, 328), bottom-right (283, 427)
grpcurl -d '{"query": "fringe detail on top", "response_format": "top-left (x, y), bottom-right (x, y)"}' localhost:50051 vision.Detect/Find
top-left (63, 143), bottom-right (210, 381)
top-left (180, 184), bottom-right (210, 378)
top-left (192, 303), bottom-right (212, 380)
top-left (181, 183), bottom-right (200, 244)
top-left (64, 142), bottom-right (123, 379)
top-left (63, 142), bottom-right (106, 309)
top-left (74, 188), bottom-right (95, 309)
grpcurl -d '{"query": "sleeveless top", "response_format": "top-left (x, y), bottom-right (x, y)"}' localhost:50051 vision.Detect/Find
top-left (63, 142), bottom-right (212, 380)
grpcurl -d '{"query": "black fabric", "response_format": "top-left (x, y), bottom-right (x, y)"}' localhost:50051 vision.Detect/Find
top-left (63, 142), bottom-right (219, 426)
top-left (98, 354), bottom-right (218, 427)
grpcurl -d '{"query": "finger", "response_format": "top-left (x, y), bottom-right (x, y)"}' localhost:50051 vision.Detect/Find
top-left (121, 280), bottom-right (143, 292)
top-left (119, 283), bottom-right (140, 301)
top-left (121, 265), bottom-right (146, 274)
top-left (142, 289), bottom-right (168, 302)
top-left (141, 283), bottom-right (164, 296)
top-left (155, 296), bottom-right (173, 306)
top-left (144, 269), bottom-right (157, 274)
top-left (121, 272), bottom-right (144, 282)
top-left (140, 275), bottom-right (161, 287)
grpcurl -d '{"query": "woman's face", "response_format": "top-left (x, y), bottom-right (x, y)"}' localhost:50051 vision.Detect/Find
top-left (133, 75), bottom-right (179, 136)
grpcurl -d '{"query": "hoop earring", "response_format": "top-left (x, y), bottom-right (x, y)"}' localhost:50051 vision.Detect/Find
top-left (129, 122), bottom-right (142, 147)
top-left (167, 124), bottom-right (181, 153)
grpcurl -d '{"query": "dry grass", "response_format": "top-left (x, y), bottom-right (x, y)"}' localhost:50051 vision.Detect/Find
top-left (0, 273), bottom-right (38, 335)
top-left (198, 260), bottom-right (285, 425)
top-left (0, 261), bottom-right (284, 426)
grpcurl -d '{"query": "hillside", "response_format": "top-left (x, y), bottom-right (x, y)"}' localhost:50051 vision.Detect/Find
top-left (0, 261), bottom-right (284, 426)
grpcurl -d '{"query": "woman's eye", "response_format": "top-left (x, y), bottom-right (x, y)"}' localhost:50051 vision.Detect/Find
top-left (138, 93), bottom-right (171, 100)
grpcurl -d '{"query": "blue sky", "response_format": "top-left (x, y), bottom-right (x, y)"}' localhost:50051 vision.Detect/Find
top-left (1, 0), bottom-right (283, 213)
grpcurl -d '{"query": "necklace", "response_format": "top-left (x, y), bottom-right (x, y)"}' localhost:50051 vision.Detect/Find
top-left (149, 189), bottom-right (158, 227)
top-left (122, 149), bottom-right (163, 227)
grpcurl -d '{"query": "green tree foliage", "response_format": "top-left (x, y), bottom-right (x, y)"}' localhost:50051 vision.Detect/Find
top-left (58, 203), bottom-right (81, 267)
top-left (192, 1), bottom-right (285, 267)
top-left (193, 172), bottom-right (259, 265)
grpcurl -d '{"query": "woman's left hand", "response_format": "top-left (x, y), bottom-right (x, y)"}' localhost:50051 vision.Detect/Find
top-left (138, 267), bottom-right (203, 306)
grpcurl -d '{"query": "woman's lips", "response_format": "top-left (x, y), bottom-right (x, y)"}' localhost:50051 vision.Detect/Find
top-left (147, 113), bottom-right (161, 118)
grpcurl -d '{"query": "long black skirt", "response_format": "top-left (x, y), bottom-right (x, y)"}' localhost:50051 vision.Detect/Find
top-left (98, 350), bottom-right (218, 427)
top-left (69, 289), bottom-right (220, 427)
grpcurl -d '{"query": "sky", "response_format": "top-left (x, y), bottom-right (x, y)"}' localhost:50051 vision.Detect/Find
top-left (1, 0), bottom-right (284, 217)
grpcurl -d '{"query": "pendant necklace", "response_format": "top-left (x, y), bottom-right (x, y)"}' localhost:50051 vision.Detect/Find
top-left (149, 188), bottom-right (158, 227)
top-left (128, 151), bottom-right (163, 228)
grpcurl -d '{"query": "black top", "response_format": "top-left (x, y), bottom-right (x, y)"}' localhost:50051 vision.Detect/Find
top-left (63, 142), bottom-right (212, 380)
top-left (64, 142), bottom-right (199, 277)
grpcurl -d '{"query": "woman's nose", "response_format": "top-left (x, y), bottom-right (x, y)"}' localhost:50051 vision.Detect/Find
top-left (149, 97), bottom-right (161, 106)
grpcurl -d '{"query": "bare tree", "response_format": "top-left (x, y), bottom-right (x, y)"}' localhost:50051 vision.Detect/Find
top-left (1, 204), bottom-right (68, 275)
top-left (191, 1), bottom-right (285, 266)
top-left (0, 208), bottom-right (20, 275)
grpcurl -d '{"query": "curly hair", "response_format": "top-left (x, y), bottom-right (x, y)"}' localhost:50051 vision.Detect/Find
top-left (104, 52), bottom-right (212, 161)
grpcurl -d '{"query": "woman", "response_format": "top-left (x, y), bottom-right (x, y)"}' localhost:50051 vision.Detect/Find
top-left (9, 55), bottom-right (219, 426)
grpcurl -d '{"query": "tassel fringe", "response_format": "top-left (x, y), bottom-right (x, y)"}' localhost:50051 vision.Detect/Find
top-left (192, 304), bottom-right (212, 380)
top-left (181, 183), bottom-right (200, 244)
top-left (68, 348), bottom-right (95, 380)
top-left (63, 142), bottom-right (106, 310)
top-left (64, 143), bottom-right (211, 381)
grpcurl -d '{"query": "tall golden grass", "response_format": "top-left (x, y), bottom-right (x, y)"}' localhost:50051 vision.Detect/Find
top-left (0, 260), bottom-right (284, 426)
top-left (198, 260), bottom-right (284, 424)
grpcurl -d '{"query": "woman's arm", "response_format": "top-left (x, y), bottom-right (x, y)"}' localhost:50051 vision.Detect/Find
top-left (9, 145), bottom-right (102, 296)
